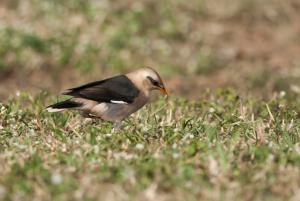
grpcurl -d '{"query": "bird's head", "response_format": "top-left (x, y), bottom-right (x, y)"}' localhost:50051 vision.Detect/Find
top-left (127, 67), bottom-right (168, 96)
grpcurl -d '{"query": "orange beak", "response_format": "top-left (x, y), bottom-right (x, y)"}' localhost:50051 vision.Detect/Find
top-left (159, 87), bottom-right (169, 96)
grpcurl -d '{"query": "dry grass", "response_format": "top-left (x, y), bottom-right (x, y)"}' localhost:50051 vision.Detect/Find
top-left (0, 90), bottom-right (299, 201)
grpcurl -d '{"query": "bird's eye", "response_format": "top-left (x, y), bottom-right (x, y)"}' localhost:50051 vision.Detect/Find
top-left (147, 76), bottom-right (160, 87)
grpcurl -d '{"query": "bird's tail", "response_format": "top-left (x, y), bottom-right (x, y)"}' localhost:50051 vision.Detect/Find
top-left (46, 99), bottom-right (82, 112)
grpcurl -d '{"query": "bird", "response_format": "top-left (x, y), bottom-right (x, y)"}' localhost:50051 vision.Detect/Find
top-left (46, 67), bottom-right (168, 131)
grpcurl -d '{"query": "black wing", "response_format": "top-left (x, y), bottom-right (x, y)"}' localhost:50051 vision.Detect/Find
top-left (63, 75), bottom-right (140, 104)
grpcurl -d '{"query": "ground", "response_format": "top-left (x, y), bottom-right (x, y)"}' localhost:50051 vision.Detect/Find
top-left (0, 0), bottom-right (300, 201)
top-left (0, 90), bottom-right (299, 201)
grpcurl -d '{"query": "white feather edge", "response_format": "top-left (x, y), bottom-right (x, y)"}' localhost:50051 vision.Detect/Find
top-left (110, 100), bottom-right (128, 104)
top-left (61, 88), bottom-right (72, 94)
top-left (46, 107), bottom-right (65, 112)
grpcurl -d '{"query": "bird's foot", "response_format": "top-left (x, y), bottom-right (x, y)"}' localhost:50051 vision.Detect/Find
top-left (112, 122), bottom-right (122, 133)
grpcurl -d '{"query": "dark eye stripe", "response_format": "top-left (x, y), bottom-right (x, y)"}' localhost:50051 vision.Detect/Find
top-left (147, 76), bottom-right (160, 86)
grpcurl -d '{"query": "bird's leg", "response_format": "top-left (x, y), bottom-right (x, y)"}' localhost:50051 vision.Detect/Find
top-left (82, 112), bottom-right (95, 119)
top-left (112, 121), bottom-right (122, 133)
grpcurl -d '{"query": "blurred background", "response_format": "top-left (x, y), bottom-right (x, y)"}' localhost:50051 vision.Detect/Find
top-left (0, 0), bottom-right (300, 101)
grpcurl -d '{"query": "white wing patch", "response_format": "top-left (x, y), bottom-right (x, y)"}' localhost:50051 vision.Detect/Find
top-left (110, 100), bottom-right (128, 104)
top-left (46, 107), bottom-right (65, 112)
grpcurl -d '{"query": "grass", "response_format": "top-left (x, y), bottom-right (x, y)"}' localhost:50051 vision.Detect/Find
top-left (0, 89), bottom-right (299, 201)
top-left (1, 0), bottom-right (300, 200)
